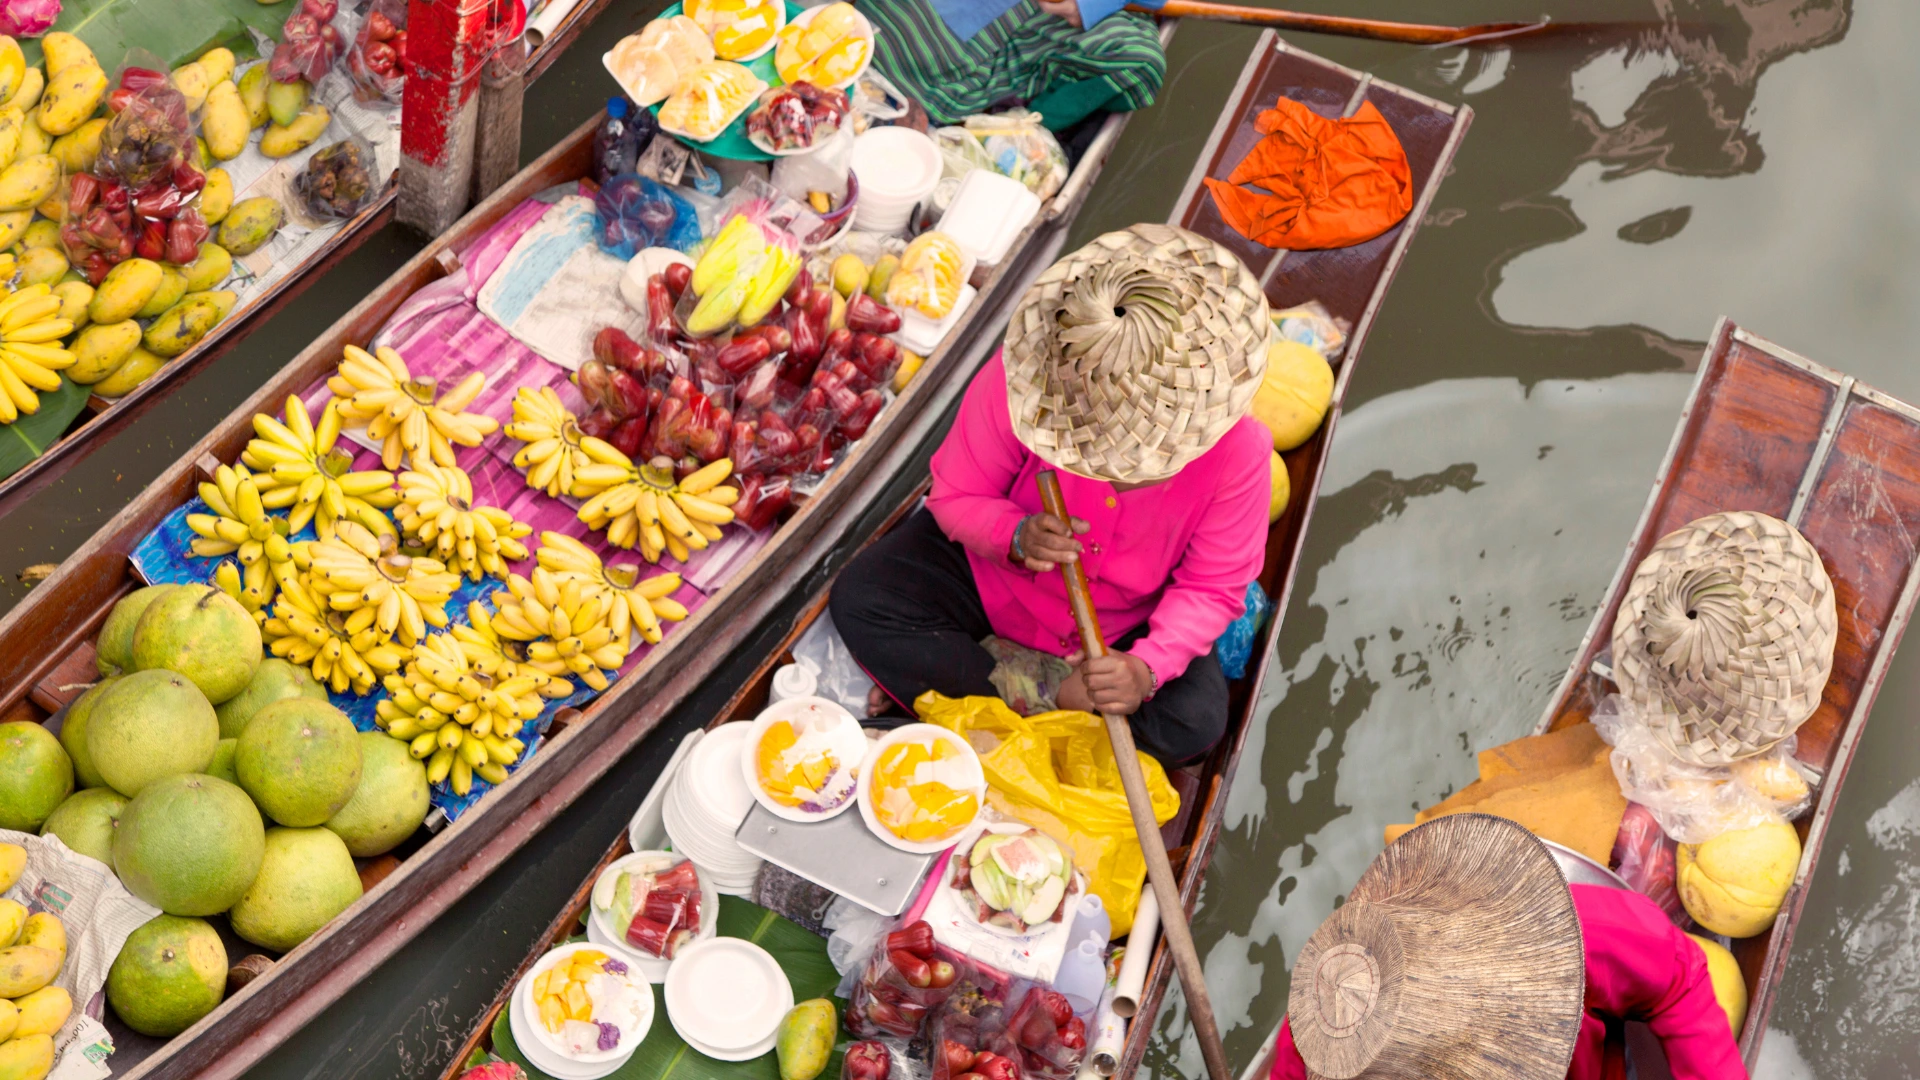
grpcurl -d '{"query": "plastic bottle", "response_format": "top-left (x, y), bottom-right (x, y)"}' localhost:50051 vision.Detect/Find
top-left (593, 98), bottom-right (648, 185)
top-left (1070, 890), bottom-right (1110, 950)
top-left (1053, 938), bottom-right (1108, 1016)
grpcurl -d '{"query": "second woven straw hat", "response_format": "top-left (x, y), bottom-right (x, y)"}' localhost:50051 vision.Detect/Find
top-left (1610, 510), bottom-right (1837, 766)
top-left (1288, 814), bottom-right (1586, 1080)
top-left (1002, 223), bottom-right (1270, 484)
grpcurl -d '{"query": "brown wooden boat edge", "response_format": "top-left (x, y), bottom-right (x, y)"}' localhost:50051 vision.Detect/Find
top-left (0, 0), bottom-right (624, 522)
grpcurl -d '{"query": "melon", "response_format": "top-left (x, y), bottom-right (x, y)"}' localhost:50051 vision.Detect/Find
top-left (1251, 339), bottom-right (1334, 451)
top-left (324, 732), bottom-right (429, 857)
top-left (215, 658), bottom-right (328, 739)
top-left (228, 827), bottom-right (364, 952)
top-left (129, 584), bottom-right (262, 705)
top-left (207, 739), bottom-right (240, 786)
top-left (96, 584), bottom-right (177, 676)
top-left (58, 676), bottom-right (119, 790)
top-left (114, 774), bottom-right (265, 916)
top-left (236, 699), bottom-right (362, 827)
top-left (0, 721), bottom-right (74, 832)
top-left (40, 788), bottom-right (129, 866)
top-left (106, 914), bottom-right (228, 1037)
top-left (88, 669), bottom-right (219, 796)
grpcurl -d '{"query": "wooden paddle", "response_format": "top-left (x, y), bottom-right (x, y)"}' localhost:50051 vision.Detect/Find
top-left (1129, 0), bottom-right (1549, 44)
top-left (1035, 471), bottom-right (1233, 1080)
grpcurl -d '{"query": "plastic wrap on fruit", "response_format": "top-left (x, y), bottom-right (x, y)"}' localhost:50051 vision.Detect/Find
top-left (850, 333), bottom-right (900, 388)
top-left (347, 0), bottom-right (410, 103)
top-left (595, 173), bottom-right (702, 259)
top-left (842, 1041), bottom-right (891, 1080)
top-left (274, 0), bottom-right (346, 84)
top-left (999, 988), bottom-right (1086, 1080)
top-left (837, 389), bottom-right (884, 442)
top-left (167, 209), bottom-right (210, 266)
top-left (297, 138), bottom-right (379, 221)
top-left (845, 292), bottom-right (902, 335)
top-left (101, 81), bottom-right (192, 187)
top-left (733, 472), bottom-right (791, 531)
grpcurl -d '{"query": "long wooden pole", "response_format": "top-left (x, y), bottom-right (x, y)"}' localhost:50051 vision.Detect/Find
top-left (1130, 0), bottom-right (1548, 44)
top-left (1037, 471), bottom-right (1232, 1080)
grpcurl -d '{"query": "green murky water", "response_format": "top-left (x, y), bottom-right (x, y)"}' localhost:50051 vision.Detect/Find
top-left (4, 2), bottom-right (1914, 1077)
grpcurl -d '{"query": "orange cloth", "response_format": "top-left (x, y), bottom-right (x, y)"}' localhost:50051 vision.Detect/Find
top-left (1203, 98), bottom-right (1413, 251)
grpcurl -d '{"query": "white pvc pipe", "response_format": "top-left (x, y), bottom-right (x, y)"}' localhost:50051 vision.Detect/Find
top-left (1111, 885), bottom-right (1160, 1018)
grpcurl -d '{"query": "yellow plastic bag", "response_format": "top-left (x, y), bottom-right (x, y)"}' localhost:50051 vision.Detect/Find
top-left (916, 692), bottom-right (1180, 939)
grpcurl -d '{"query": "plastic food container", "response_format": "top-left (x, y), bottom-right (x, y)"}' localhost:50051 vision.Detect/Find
top-left (850, 127), bottom-right (942, 235)
top-left (740, 695), bottom-right (869, 821)
top-left (513, 942), bottom-right (654, 1078)
top-left (936, 169), bottom-right (1043, 265)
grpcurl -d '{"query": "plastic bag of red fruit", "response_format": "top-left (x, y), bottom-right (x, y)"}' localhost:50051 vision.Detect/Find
top-left (272, 0), bottom-right (347, 85)
top-left (934, 986), bottom-right (1088, 1080)
top-left (347, 0), bottom-right (410, 104)
top-left (845, 919), bottom-right (985, 1041)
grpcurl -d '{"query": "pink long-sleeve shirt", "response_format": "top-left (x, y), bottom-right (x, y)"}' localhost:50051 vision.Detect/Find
top-left (1268, 885), bottom-right (1749, 1080)
top-left (926, 351), bottom-right (1271, 682)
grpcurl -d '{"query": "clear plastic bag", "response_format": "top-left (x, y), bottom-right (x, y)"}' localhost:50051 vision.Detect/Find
top-left (1590, 693), bottom-right (1818, 844)
top-left (295, 135), bottom-right (380, 221)
top-left (933, 126), bottom-right (995, 180)
top-left (1610, 801), bottom-right (1687, 925)
top-left (99, 53), bottom-right (191, 188)
top-left (346, 0), bottom-right (409, 104)
top-left (594, 174), bottom-right (705, 258)
top-left (272, 0), bottom-right (347, 85)
top-left (1271, 301), bottom-right (1350, 361)
top-left (846, 918), bottom-right (982, 1041)
top-left (825, 894), bottom-right (892, 993)
top-left (790, 609), bottom-right (876, 717)
top-left (960, 110), bottom-right (1069, 200)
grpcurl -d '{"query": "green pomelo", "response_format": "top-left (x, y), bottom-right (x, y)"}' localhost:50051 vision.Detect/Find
top-left (324, 732), bottom-right (429, 857)
top-left (207, 739), bottom-right (240, 786)
top-left (88, 669), bottom-right (219, 796)
top-left (236, 699), bottom-right (362, 827)
top-left (215, 658), bottom-right (327, 739)
top-left (130, 584), bottom-right (262, 705)
top-left (41, 787), bottom-right (130, 865)
top-left (59, 676), bottom-right (120, 789)
top-left (97, 585), bottom-right (178, 676)
top-left (114, 774), bottom-right (265, 916)
top-left (0, 721), bottom-right (73, 832)
top-left (106, 914), bottom-right (228, 1037)
top-left (228, 826), bottom-right (364, 953)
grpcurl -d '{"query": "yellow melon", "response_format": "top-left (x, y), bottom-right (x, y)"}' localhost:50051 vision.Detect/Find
top-left (1251, 339), bottom-right (1334, 451)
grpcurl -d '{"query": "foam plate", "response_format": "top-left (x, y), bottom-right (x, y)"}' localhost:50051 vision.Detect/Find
top-left (664, 937), bottom-right (793, 1051)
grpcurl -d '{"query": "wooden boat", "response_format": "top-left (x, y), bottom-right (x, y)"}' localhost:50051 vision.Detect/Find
top-left (0, 22), bottom-right (1154, 1076)
top-left (1237, 323), bottom-right (1920, 1080)
top-left (0, 0), bottom-right (626, 519)
top-left (435, 30), bottom-right (1473, 1080)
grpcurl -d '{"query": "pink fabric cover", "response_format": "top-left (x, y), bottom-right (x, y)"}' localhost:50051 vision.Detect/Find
top-left (925, 351), bottom-right (1270, 683)
top-left (1267, 885), bottom-right (1749, 1080)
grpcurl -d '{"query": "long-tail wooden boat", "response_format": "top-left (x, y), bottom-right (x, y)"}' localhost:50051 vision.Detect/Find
top-left (433, 31), bottom-right (1473, 1080)
top-left (0, 0), bottom-right (628, 519)
top-left (0, 47), bottom-right (1150, 1080)
top-left (1236, 320), bottom-right (1920, 1080)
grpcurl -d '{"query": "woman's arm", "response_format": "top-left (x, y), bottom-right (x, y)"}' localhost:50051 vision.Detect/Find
top-left (927, 357), bottom-right (1033, 561)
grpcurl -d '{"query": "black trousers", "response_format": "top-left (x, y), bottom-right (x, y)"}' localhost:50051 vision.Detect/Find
top-left (828, 510), bottom-right (1228, 766)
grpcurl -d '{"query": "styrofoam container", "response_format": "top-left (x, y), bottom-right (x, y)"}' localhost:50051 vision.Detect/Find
top-left (892, 283), bottom-right (976, 356)
top-left (857, 723), bottom-right (986, 853)
top-left (586, 851), bottom-right (722, 982)
top-left (850, 127), bottom-right (942, 234)
top-left (740, 696), bottom-right (869, 821)
top-left (935, 170), bottom-right (1042, 266)
top-left (514, 942), bottom-right (654, 1076)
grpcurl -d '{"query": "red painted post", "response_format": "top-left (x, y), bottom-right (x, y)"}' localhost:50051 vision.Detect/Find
top-left (400, 0), bottom-right (523, 233)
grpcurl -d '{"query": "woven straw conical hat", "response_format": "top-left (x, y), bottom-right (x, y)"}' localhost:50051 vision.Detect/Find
top-left (1288, 814), bottom-right (1585, 1080)
top-left (1610, 510), bottom-right (1837, 766)
top-left (1002, 223), bottom-right (1270, 484)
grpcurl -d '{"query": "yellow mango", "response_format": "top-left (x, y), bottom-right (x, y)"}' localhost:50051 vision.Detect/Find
top-left (193, 136), bottom-right (211, 172)
top-left (184, 289), bottom-right (238, 321)
top-left (139, 267), bottom-right (188, 319)
top-left (172, 62), bottom-right (211, 114)
top-left (202, 82), bottom-right (249, 161)
top-left (92, 346), bottom-right (166, 398)
top-left (199, 48), bottom-right (237, 86)
top-left (237, 65), bottom-right (272, 129)
top-left (0, 944), bottom-right (60, 997)
top-left (0, 152), bottom-right (57, 211)
top-left (16, 246), bottom-right (66, 288)
top-left (15, 110), bottom-right (48, 158)
top-left (89, 259), bottom-right (165, 324)
top-left (265, 78), bottom-right (308, 128)
top-left (51, 280), bottom-right (93, 328)
top-left (3, 67), bottom-right (42, 117)
top-left (0, 35), bottom-right (21, 104)
top-left (9, 986), bottom-right (70, 1039)
top-left (20, 218), bottom-right (58, 250)
top-left (0, 104), bottom-right (20, 171)
top-left (259, 105), bottom-right (329, 158)
top-left (0, 997), bottom-right (15, 1043)
top-left (40, 33), bottom-right (97, 76)
top-left (181, 243), bottom-right (233, 292)
top-left (0, 208), bottom-right (29, 248)
top-left (36, 62), bottom-right (107, 136)
top-left (50, 117), bottom-right (107, 174)
top-left (17, 914), bottom-right (60, 958)
top-left (145, 294), bottom-right (225, 357)
top-left (0, 1032), bottom-right (53, 1080)
top-left (216, 197), bottom-right (284, 255)
top-left (198, 168), bottom-right (234, 225)
top-left (33, 173), bottom-right (64, 221)
top-left (0, 843), bottom-right (21, 891)
top-left (0, 898), bottom-right (24, 946)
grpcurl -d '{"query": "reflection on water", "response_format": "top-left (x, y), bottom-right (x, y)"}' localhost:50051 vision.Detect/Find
top-left (1072, 1), bottom-right (1920, 1078)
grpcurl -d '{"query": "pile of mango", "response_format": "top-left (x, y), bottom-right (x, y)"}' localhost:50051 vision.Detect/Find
top-left (0, 32), bottom-right (297, 418)
top-left (0, 846), bottom-right (71, 1080)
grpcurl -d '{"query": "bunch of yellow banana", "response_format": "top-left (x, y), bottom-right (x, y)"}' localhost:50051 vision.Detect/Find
top-left (0, 284), bottom-right (78, 425)
top-left (261, 586), bottom-right (409, 695)
top-left (303, 520), bottom-right (460, 648)
top-left (451, 600), bottom-right (574, 699)
top-left (573, 454), bottom-right (739, 564)
top-left (241, 395), bottom-right (400, 540)
top-left (394, 464), bottom-right (532, 581)
top-left (374, 634), bottom-right (540, 794)
top-left (488, 566), bottom-right (630, 691)
top-left (534, 532), bottom-right (689, 646)
top-left (329, 344), bottom-right (500, 471)
top-left (504, 387), bottom-right (610, 499)
top-left (192, 463), bottom-right (297, 615)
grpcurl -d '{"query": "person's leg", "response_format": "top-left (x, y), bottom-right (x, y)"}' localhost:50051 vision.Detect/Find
top-left (828, 510), bottom-right (1000, 713)
top-left (1113, 631), bottom-right (1230, 767)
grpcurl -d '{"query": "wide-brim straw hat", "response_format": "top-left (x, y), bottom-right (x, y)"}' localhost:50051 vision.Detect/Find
top-left (1288, 814), bottom-right (1585, 1080)
top-left (1610, 510), bottom-right (1837, 766)
top-left (1002, 223), bottom-right (1270, 484)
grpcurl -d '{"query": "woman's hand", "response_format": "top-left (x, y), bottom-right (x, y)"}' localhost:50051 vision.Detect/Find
top-left (1058, 650), bottom-right (1154, 716)
top-left (1012, 512), bottom-right (1089, 572)
top-left (1037, 0), bottom-right (1085, 28)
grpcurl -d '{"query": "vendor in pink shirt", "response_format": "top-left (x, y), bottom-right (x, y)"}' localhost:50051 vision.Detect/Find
top-left (830, 224), bottom-right (1272, 764)
top-left (1269, 813), bottom-right (1749, 1080)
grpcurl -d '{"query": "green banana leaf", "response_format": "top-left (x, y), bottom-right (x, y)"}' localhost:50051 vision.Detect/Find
top-left (0, 376), bottom-right (90, 481)
top-left (492, 897), bottom-right (852, 1080)
top-left (21, 0), bottom-right (288, 72)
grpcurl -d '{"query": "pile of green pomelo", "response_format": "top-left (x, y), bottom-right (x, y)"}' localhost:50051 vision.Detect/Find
top-left (0, 584), bottom-right (432, 1038)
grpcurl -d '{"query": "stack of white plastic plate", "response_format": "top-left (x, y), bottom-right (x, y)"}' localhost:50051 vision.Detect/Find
top-left (661, 722), bottom-right (763, 894)
top-left (664, 937), bottom-right (793, 1061)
